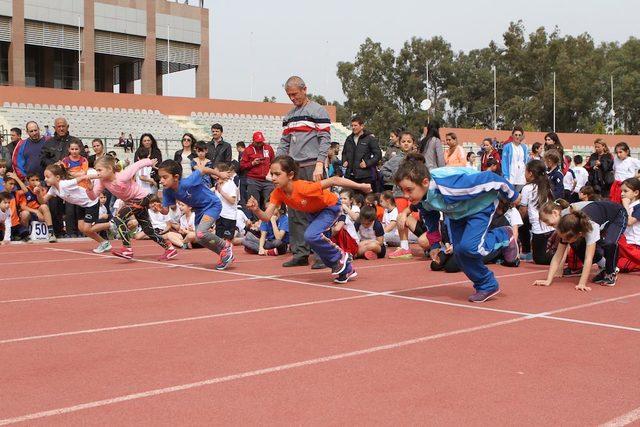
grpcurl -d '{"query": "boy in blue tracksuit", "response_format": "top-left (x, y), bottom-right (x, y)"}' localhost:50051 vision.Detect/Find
top-left (394, 155), bottom-right (520, 303)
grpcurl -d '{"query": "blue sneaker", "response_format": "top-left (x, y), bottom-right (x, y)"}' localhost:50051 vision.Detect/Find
top-left (334, 262), bottom-right (357, 284)
top-left (468, 288), bottom-right (500, 303)
top-left (331, 251), bottom-right (351, 276)
top-left (215, 243), bottom-right (234, 270)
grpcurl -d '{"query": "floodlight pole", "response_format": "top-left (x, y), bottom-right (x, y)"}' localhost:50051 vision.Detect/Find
top-left (610, 75), bottom-right (615, 134)
top-left (492, 65), bottom-right (497, 130)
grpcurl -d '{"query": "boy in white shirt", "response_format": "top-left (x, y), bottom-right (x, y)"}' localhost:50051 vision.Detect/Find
top-left (563, 155), bottom-right (589, 202)
top-left (0, 192), bottom-right (12, 244)
top-left (214, 163), bottom-right (239, 241)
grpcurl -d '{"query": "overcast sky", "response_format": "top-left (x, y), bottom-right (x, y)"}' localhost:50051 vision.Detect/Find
top-left (165, 0), bottom-right (638, 103)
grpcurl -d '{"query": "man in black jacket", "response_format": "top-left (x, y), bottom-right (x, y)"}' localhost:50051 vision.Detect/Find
top-left (341, 117), bottom-right (382, 185)
top-left (207, 123), bottom-right (232, 166)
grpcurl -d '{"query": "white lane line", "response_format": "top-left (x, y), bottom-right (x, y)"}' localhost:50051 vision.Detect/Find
top-left (600, 406), bottom-right (640, 427)
top-left (0, 315), bottom-right (534, 426)
top-left (0, 294), bottom-right (373, 344)
top-left (0, 257), bottom-right (101, 266)
top-left (0, 265), bottom-right (169, 282)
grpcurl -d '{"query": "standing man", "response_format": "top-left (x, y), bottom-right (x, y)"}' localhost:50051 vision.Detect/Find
top-left (43, 117), bottom-right (83, 238)
top-left (207, 123), bottom-right (232, 166)
top-left (12, 121), bottom-right (46, 179)
top-left (240, 131), bottom-right (275, 214)
top-left (501, 126), bottom-right (529, 192)
top-left (341, 116), bottom-right (381, 185)
top-left (1, 128), bottom-right (21, 167)
top-left (277, 76), bottom-right (332, 269)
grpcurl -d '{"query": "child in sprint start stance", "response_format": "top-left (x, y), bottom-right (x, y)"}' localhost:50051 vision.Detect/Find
top-left (394, 154), bottom-right (520, 303)
top-left (247, 155), bottom-right (371, 284)
top-left (85, 156), bottom-right (177, 260)
top-left (155, 160), bottom-right (235, 270)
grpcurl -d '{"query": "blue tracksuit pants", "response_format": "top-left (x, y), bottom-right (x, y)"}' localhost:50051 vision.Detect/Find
top-left (303, 203), bottom-right (342, 268)
top-left (447, 202), bottom-right (511, 292)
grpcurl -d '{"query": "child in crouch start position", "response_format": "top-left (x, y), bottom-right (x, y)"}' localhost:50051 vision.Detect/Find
top-left (84, 156), bottom-right (177, 260)
top-left (247, 155), bottom-right (371, 284)
top-left (155, 160), bottom-right (234, 270)
top-left (394, 154), bottom-right (520, 303)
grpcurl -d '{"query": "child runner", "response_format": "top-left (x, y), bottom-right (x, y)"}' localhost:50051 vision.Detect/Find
top-left (154, 160), bottom-right (234, 270)
top-left (246, 155), bottom-right (371, 284)
top-left (617, 177), bottom-right (640, 272)
top-left (394, 154), bottom-right (520, 302)
top-left (38, 164), bottom-right (111, 253)
top-left (610, 142), bottom-right (640, 203)
top-left (84, 156), bottom-right (177, 260)
top-left (537, 200), bottom-right (627, 289)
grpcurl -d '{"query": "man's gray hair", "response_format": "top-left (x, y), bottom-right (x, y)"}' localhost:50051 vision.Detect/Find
top-left (284, 76), bottom-right (306, 89)
top-left (54, 117), bottom-right (68, 126)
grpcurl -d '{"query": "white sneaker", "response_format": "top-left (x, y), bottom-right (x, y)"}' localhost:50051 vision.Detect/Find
top-left (93, 241), bottom-right (112, 254)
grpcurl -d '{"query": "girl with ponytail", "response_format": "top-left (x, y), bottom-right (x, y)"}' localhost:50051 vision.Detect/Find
top-left (536, 199), bottom-right (628, 290)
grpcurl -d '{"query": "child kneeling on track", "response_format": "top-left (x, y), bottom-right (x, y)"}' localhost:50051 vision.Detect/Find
top-left (246, 155), bottom-right (371, 284)
top-left (154, 160), bottom-right (234, 270)
top-left (242, 206), bottom-right (289, 256)
top-left (394, 154), bottom-right (520, 303)
top-left (39, 164), bottom-right (110, 253)
top-left (84, 156), bottom-right (177, 261)
top-left (617, 178), bottom-right (640, 272)
top-left (355, 205), bottom-right (386, 259)
top-left (536, 199), bottom-right (627, 290)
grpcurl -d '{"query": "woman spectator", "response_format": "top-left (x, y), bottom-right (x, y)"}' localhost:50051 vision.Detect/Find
top-left (444, 132), bottom-right (466, 167)
top-left (383, 129), bottom-right (403, 162)
top-left (480, 137), bottom-right (501, 173)
top-left (173, 133), bottom-right (196, 178)
top-left (585, 138), bottom-right (614, 198)
top-left (88, 138), bottom-right (106, 168)
top-left (418, 121), bottom-right (445, 169)
top-left (134, 133), bottom-right (163, 185)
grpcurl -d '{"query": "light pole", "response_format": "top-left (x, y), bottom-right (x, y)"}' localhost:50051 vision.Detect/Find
top-left (610, 75), bottom-right (615, 134)
top-left (491, 65), bottom-right (497, 130)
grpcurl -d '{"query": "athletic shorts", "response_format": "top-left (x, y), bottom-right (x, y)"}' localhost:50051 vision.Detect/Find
top-left (79, 202), bottom-right (101, 224)
top-left (215, 217), bottom-right (236, 240)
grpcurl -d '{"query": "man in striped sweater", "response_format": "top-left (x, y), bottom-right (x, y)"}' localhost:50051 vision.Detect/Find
top-left (277, 76), bottom-right (332, 268)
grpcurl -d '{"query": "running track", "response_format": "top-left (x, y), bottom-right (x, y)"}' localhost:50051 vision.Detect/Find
top-left (1, 240), bottom-right (639, 425)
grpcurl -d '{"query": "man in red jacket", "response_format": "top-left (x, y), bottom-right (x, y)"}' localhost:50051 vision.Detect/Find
top-left (240, 131), bottom-right (275, 212)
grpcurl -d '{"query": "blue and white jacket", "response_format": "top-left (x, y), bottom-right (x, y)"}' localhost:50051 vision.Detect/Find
top-left (501, 142), bottom-right (529, 183)
top-left (414, 167), bottom-right (519, 244)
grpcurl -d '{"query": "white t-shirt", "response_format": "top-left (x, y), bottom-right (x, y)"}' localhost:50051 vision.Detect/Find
top-left (235, 209), bottom-right (249, 237)
top-left (180, 212), bottom-right (195, 230)
top-left (0, 208), bottom-right (11, 242)
top-left (135, 166), bottom-right (155, 195)
top-left (510, 144), bottom-right (527, 186)
top-left (180, 152), bottom-right (193, 178)
top-left (520, 184), bottom-right (554, 234)
top-left (563, 166), bottom-right (589, 193)
top-left (624, 200), bottom-right (640, 246)
top-left (382, 207), bottom-right (399, 241)
top-left (47, 179), bottom-right (98, 208)
top-left (215, 180), bottom-right (238, 220)
top-left (614, 157), bottom-right (640, 182)
top-left (149, 210), bottom-right (170, 230)
top-left (504, 207), bottom-right (523, 227)
top-left (343, 205), bottom-right (360, 242)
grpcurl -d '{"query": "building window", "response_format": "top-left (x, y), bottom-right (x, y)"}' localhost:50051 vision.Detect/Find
top-left (0, 42), bottom-right (8, 85)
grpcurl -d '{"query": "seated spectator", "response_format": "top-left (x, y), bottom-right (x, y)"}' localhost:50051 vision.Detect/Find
top-left (380, 191), bottom-right (400, 247)
top-left (0, 159), bottom-right (7, 191)
top-left (364, 192), bottom-right (384, 221)
top-left (1, 176), bottom-right (27, 240)
top-left (355, 205), bottom-right (386, 259)
top-left (330, 189), bottom-right (360, 257)
top-left (172, 201), bottom-right (196, 248)
top-left (242, 206), bottom-right (289, 255)
top-left (8, 172), bottom-right (55, 242)
top-left (0, 191), bottom-right (11, 244)
top-left (145, 195), bottom-right (183, 247)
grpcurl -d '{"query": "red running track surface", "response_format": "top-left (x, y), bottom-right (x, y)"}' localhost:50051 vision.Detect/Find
top-left (1, 240), bottom-right (639, 425)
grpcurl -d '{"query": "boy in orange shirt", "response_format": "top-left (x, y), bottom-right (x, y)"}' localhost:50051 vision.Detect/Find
top-left (247, 155), bottom-right (370, 284)
top-left (7, 172), bottom-right (56, 242)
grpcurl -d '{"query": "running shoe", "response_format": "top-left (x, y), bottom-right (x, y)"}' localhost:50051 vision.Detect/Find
top-left (48, 233), bottom-right (57, 243)
top-left (92, 240), bottom-right (112, 254)
top-left (502, 227), bottom-right (519, 264)
top-left (592, 269), bottom-right (607, 283)
top-left (158, 247), bottom-right (178, 261)
top-left (215, 243), bottom-right (234, 270)
top-left (563, 267), bottom-right (582, 277)
top-left (331, 251), bottom-right (351, 276)
top-left (468, 288), bottom-right (500, 303)
top-left (600, 272), bottom-right (618, 287)
top-left (334, 262), bottom-right (358, 284)
top-left (112, 246), bottom-right (134, 260)
top-left (364, 250), bottom-right (377, 260)
top-left (389, 248), bottom-right (413, 259)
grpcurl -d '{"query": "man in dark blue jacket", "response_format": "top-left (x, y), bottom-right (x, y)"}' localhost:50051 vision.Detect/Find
top-left (341, 117), bottom-right (381, 186)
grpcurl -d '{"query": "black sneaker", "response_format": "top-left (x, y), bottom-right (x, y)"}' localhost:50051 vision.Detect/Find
top-left (600, 272), bottom-right (618, 287)
top-left (468, 288), bottom-right (500, 303)
top-left (563, 267), bottom-right (581, 277)
top-left (592, 269), bottom-right (607, 283)
top-left (334, 262), bottom-right (357, 284)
